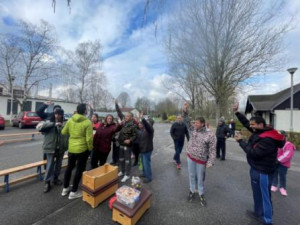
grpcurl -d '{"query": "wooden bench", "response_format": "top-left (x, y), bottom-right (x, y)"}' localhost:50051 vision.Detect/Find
top-left (0, 132), bottom-right (41, 144)
top-left (0, 155), bottom-right (68, 193)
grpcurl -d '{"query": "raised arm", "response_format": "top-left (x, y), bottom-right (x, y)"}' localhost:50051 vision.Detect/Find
top-left (233, 103), bottom-right (253, 133)
top-left (115, 99), bottom-right (124, 120)
top-left (142, 118), bottom-right (154, 135)
top-left (36, 102), bottom-right (51, 120)
top-left (182, 102), bottom-right (192, 130)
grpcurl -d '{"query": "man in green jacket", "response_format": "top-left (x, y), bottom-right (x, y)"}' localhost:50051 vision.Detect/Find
top-left (61, 103), bottom-right (93, 199)
top-left (37, 108), bottom-right (68, 193)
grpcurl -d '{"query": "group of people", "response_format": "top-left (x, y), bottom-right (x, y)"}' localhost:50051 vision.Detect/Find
top-left (36, 98), bottom-right (296, 225)
top-left (37, 100), bottom-right (154, 200)
top-left (169, 102), bottom-right (295, 225)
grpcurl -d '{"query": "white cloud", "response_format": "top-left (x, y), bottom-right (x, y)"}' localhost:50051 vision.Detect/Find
top-left (1, 0), bottom-right (300, 109)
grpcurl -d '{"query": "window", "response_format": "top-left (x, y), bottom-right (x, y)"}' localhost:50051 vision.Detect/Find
top-left (27, 112), bottom-right (38, 117)
top-left (23, 101), bottom-right (32, 111)
top-left (0, 87), bottom-right (3, 95)
top-left (7, 100), bottom-right (18, 115)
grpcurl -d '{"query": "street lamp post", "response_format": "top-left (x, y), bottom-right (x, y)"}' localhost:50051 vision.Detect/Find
top-left (287, 67), bottom-right (297, 132)
top-left (10, 76), bottom-right (16, 122)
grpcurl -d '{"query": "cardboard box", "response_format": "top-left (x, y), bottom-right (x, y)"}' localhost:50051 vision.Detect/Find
top-left (82, 164), bottom-right (118, 190)
top-left (112, 188), bottom-right (151, 225)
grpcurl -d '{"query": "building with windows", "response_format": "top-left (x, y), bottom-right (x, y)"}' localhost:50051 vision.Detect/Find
top-left (245, 83), bottom-right (300, 132)
top-left (0, 84), bottom-right (78, 120)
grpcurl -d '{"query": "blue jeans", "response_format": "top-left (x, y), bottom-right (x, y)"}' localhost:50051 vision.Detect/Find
top-left (173, 139), bottom-right (184, 164)
top-left (272, 164), bottom-right (288, 188)
top-left (141, 151), bottom-right (152, 181)
top-left (250, 167), bottom-right (273, 225)
top-left (44, 153), bottom-right (63, 183)
top-left (187, 157), bottom-right (206, 195)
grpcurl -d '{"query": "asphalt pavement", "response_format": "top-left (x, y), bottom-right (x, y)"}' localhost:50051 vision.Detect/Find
top-left (0, 124), bottom-right (299, 225)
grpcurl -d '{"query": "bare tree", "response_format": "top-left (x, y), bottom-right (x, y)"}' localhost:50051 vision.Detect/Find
top-left (86, 72), bottom-right (108, 110)
top-left (135, 97), bottom-right (151, 113)
top-left (155, 98), bottom-right (179, 116)
top-left (166, 0), bottom-right (291, 121)
top-left (59, 87), bottom-right (78, 103)
top-left (117, 92), bottom-right (131, 107)
top-left (0, 20), bottom-right (58, 111)
top-left (99, 89), bottom-right (114, 111)
top-left (63, 40), bottom-right (102, 103)
top-left (0, 35), bottom-right (21, 96)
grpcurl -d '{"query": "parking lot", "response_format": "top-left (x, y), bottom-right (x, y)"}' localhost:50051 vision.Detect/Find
top-left (0, 123), bottom-right (300, 225)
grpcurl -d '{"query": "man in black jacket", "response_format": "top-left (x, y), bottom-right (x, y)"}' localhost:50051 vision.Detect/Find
top-left (233, 103), bottom-right (285, 225)
top-left (138, 111), bottom-right (154, 183)
top-left (216, 118), bottom-right (230, 160)
top-left (170, 115), bottom-right (190, 169)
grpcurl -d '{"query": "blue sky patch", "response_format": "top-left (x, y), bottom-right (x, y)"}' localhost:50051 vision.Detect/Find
top-left (2, 16), bottom-right (17, 26)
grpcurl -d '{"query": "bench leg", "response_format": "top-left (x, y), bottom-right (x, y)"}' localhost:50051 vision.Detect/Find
top-left (4, 174), bottom-right (9, 193)
top-left (37, 166), bottom-right (43, 181)
top-left (32, 134), bottom-right (35, 140)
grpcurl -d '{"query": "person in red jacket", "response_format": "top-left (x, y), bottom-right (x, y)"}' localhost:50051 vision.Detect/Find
top-left (91, 113), bottom-right (102, 132)
top-left (92, 115), bottom-right (121, 168)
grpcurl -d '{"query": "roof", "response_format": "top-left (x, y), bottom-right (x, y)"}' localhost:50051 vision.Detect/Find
top-left (245, 83), bottom-right (300, 113)
top-left (0, 94), bottom-right (79, 104)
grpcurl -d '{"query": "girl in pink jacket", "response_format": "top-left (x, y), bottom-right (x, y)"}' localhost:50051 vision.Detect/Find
top-left (271, 131), bottom-right (296, 196)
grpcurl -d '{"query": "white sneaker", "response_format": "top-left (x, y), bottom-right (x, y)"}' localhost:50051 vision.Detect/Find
top-left (118, 171), bottom-right (124, 177)
top-left (61, 187), bottom-right (70, 196)
top-left (121, 175), bottom-right (130, 183)
top-left (68, 191), bottom-right (82, 200)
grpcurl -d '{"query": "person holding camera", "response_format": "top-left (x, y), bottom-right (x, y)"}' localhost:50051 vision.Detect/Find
top-left (233, 103), bottom-right (285, 225)
top-left (37, 109), bottom-right (68, 193)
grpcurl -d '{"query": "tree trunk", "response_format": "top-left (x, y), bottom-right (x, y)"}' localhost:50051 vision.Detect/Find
top-left (215, 99), bottom-right (220, 126)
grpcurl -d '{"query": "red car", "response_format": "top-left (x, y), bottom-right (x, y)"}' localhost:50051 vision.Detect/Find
top-left (0, 114), bottom-right (5, 130)
top-left (11, 111), bottom-right (42, 129)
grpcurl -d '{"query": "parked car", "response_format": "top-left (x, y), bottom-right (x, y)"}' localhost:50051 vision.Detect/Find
top-left (0, 114), bottom-right (5, 130)
top-left (11, 111), bottom-right (42, 129)
top-left (64, 113), bottom-right (73, 121)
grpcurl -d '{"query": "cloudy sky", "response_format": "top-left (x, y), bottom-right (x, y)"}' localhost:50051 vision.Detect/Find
top-left (0, 0), bottom-right (300, 107)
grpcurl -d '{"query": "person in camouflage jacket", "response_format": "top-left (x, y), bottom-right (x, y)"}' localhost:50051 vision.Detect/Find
top-left (115, 100), bottom-right (137, 182)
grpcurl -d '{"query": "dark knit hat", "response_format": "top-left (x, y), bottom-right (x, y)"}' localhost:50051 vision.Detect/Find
top-left (53, 105), bottom-right (62, 111)
top-left (54, 108), bottom-right (64, 116)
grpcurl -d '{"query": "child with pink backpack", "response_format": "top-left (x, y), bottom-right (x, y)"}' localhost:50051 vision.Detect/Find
top-left (271, 130), bottom-right (296, 196)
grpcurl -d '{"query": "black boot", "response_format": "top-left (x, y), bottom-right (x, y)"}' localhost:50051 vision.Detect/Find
top-left (43, 182), bottom-right (51, 193)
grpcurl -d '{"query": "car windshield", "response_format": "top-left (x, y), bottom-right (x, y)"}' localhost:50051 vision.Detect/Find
top-left (27, 112), bottom-right (38, 117)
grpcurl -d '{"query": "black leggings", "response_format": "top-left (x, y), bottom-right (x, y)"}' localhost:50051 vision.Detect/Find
top-left (91, 150), bottom-right (110, 169)
top-left (132, 143), bottom-right (140, 165)
top-left (64, 150), bottom-right (89, 192)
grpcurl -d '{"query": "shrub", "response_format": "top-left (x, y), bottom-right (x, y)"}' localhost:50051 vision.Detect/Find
top-left (287, 132), bottom-right (300, 150)
top-left (235, 120), bottom-right (244, 131)
top-left (162, 112), bottom-right (167, 121)
top-left (167, 115), bottom-right (176, 122)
